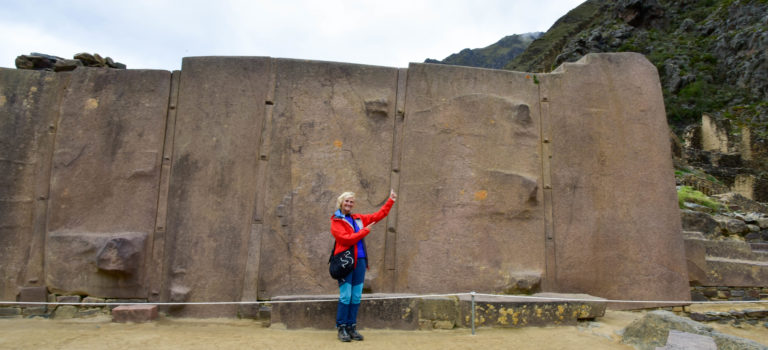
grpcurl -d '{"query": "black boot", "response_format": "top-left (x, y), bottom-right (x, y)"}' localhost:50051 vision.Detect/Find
top-left (347, 324), bottom-right (364, 341)
top-left (337, 325), bottom-right (351, 342)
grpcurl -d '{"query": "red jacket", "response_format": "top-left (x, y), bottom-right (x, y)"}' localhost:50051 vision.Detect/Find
top-left (330, 198), bottom-right (395, 268)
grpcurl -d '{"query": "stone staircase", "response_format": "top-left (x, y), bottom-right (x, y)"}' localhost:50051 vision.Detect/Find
top-left (751, 242), bottom-right (768, 253)
top-left (686, 236), bottom-right (768, 299)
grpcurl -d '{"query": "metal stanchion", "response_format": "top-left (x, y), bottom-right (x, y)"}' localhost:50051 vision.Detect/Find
top-left (470, 291), bottom-right (476, 335)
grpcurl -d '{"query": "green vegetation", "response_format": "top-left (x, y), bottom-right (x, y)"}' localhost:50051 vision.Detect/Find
top-left (432, 0), bottom-right (767, 140)
top-left (677, 186), bottom-right (722, 210)
top-left (505, 0), bottom-right (604, 72)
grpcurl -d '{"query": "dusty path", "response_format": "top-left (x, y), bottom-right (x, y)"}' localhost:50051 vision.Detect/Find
top-left (0, 310), bottom-right (766, 350)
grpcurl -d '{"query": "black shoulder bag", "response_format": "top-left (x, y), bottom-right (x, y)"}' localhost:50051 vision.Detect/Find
top-left (328, 242), bottom-right (355, 280)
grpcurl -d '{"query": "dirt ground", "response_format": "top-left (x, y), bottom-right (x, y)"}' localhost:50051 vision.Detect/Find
top-left (0, 310), bottom-right (766, 350)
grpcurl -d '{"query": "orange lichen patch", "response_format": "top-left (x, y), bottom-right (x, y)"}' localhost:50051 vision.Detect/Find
top-left (85, 98), bottom-right (99, 110)
top-left (474, 190), bottom-right (488, 201)
top-left (526, 75), bottom-right (531, 79)
top-left (333, 140), bottom-right (343, 148)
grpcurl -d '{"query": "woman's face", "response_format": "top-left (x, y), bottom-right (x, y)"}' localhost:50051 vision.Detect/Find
top-left (341, 197), bottom-right (355, 215)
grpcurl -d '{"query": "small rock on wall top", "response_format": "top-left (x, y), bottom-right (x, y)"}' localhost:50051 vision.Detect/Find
top-left (15, 52), bottom-right (126, 71)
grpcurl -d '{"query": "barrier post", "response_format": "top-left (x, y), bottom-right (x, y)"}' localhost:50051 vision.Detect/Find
top-left (470, 291), bottom-right (476, 335)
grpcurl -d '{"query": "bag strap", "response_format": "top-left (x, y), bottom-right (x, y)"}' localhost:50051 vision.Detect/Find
top-left (328, 239), bottom-right (337, 263)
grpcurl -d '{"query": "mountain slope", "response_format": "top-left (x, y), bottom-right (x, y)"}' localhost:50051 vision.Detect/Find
top-left (427, 0), bottom-right (768, 200)
top-left (425, 32), bottom-right (542, 69)
top-left (510, 0), bottom-right (767, 135)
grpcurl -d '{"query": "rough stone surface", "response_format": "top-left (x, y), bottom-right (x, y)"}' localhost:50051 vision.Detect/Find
top-left (53, 59), bottom-right (82, 72)
top-left (0, 307), bottom-right (22, 317)
top-left (714, 215), bottom-right (749, 235)
top-left (96, 236), bottom-right (143, 274)
top-left (458, 293), bottom-right (606, 328)
top-left (270, 294), bottom-right (418, 330)
top-left (46, 232), bottom-right (148, 298)
top-left (658, 330), bottom-right (717, 350)
top-left (56, 295), bottom-right (81, 303)
top-left (112, 304), bottom-right (158, 323)
top-left (52, 305), bottom-right (78, 319)
top-left (162, 57), bottom-right (269, 316)
top-left (270, 293), bottom-right (603, 330)
top-left (0, 53), bottom-right (692, 315)
top-left (17, 286), bottom-right (48, 307)
top-left (44, 68), bottom-right (169, 298)
top-left (542, 53), bottom-right (690, 307)
top-left (257, 59), bottom-right (398, 297)
top-left (396, 62), bottom-right (545, 294)
top-left (685, 237), bottom-right (768, 287)
top-left (417, 296), bottom-right (459, 329)
top-left (0, 68), bottom-right (62, 301)
top-left (681, 210), bottom-right (718, 236)
top-left (15, 55), bottom-right (57, 70)
top-left (621, 310), bottom-right (766, 350)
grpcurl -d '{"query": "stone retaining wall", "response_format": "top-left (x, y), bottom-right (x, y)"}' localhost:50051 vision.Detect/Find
top-left (691, 286), bottom-right (768, 302)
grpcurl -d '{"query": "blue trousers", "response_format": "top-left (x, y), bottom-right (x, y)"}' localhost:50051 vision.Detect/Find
top-left (336, 258), bottom-right (366, 327)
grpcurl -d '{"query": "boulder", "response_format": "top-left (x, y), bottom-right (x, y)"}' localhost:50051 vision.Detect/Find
top-left (14, 54), bottom-right (59, 70)
top-left (52, 305), bottom-right (78, 319)
top-left (713, 193), bottom-right (768, 214)
top-left (621, 310), bottom-right (766, 350)
top-left (681, 210), bottom-right (718, 236)
top-left (658, 330), bottom-right (716, 350)
top-left (714, 215), bottom-right (748, 235)
top-left (74, 52), bottom-right (104, 67)
top-left (53, 59), bottom-right (82, 72)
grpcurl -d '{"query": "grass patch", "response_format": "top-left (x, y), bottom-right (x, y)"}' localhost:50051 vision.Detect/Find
top-left (678, 185), bottom-right (722, 210)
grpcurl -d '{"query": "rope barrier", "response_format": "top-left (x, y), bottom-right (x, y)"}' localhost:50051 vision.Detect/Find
top-left (1, 292), bottom-right (767, 307)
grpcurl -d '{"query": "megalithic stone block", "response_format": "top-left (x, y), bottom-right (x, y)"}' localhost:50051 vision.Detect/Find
top-left (396, 63), bottom-right (545, 294)
top-left (44, 67), bottom-right (170, 298)
top-left (541, 53), bottom-right (690, 307)
top-left (0, 68), bottom-right (63, 301)
top-left (256, 59), bottom-right (399, 298)
top-left (162, 57), bottom-right (271, 316)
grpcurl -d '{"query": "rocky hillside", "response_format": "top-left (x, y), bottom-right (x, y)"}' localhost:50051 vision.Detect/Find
top-left (424, 32), bottom-right (542, 69)
top-left (429, 0), bottom-right (768, 202)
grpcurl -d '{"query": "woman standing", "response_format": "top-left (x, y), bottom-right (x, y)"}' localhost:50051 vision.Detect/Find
top-left (330, 189), bottom-right (397, 342)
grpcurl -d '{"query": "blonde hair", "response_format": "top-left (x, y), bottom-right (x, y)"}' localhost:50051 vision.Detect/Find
top-left (336, 192), bottom-right (356, 210)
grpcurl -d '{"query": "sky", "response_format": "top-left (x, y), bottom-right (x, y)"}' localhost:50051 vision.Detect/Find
top-left (1, 0), bottom-right (585, 71)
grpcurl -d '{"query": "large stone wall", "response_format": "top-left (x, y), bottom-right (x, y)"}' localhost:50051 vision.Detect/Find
top-left (0, 53), bottom-right (690, 316)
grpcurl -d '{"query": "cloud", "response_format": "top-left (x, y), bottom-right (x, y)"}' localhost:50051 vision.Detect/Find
top-left (0, 0), bottom-right (585, 70)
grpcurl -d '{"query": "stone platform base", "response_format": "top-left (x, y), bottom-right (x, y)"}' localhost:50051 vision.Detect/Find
top-left (270, 293), bottom-right (606, 330)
